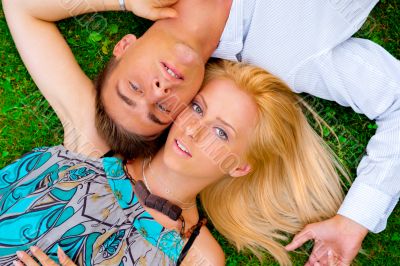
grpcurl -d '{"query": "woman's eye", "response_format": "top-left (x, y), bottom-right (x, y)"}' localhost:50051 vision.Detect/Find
top-left (215, 128), bottom-right (228, 141)
top-left (191, 102), bottom-right (203, 115)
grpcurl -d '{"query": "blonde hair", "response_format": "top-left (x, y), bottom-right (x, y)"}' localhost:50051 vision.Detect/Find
top-left (199, 60), bottom-right (348, 265)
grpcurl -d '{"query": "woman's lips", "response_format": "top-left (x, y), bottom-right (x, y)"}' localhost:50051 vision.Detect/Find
top-left (174, 139), bottom-right (192, 157)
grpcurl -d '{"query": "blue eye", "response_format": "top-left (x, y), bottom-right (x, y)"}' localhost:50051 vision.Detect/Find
top-left (215, 128), bottom-right (228, 141)
top-left (191, 102), bottom-right (203, 115)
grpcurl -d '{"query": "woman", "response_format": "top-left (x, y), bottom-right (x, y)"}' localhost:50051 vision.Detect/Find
top-left (1, 60), bottom-right (346, 266)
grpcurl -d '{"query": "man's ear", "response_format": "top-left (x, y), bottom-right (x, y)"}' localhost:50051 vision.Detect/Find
top-left (113, 34), bottom-right (137, 58)
top-left (228, 163), bottom-right (252, 178)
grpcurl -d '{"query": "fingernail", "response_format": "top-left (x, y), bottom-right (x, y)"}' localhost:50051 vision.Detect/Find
top-left (328, 250), bottom-right (333, 256)
top-left (13, 260), bottom-right (20, 266)
top-left (30, 245), bottom-right (38, 252)
top-left (57, 245), bottom-right (66, 261)
top-left (16, 251), bottom-right (23, 259)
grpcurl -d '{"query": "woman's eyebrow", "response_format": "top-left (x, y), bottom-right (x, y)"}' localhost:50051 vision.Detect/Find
top-left (217, 117), bottom-right (237, 134)
top-left (198, 94), bottom-right (207, 110)
top-left (199, 93), bottom-right (236, 134)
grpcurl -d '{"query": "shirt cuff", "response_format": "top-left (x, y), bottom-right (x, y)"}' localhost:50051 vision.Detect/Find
top-left (337, 181), bottom-right (397, 233)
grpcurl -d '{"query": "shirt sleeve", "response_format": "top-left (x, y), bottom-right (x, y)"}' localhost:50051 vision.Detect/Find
top-left (287, 37), bottom-right (400, 233)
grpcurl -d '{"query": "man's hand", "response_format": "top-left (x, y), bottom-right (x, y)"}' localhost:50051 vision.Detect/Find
top-left (13, 246), bottom-right (76, 266)
top-left (285, 215), bottom-right (369, 266)
top-left (126, 0), bottom-right (179, 21)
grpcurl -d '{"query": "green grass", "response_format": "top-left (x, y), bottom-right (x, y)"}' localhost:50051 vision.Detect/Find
top-left (0, 1), bottom-right (399, 265)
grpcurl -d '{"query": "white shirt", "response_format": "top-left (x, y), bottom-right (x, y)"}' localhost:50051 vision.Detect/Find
top-left (213, 0), bottom-right (400, 233)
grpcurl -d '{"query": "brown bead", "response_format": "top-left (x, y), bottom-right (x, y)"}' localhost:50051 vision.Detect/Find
top-left (161, 201), bottom-right (173, 216)
top-left (145, 194), bottom-right (167, 211)
top-left (135, 181), bottom-right (150, 201)
top-left (168, 204), bottom-right (182, 221)
top-left (125, 164), bottom-right (183, 222)
top-left (154, 196), bottom-right (167, 211)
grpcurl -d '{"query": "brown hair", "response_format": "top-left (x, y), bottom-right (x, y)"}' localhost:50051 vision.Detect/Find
top-left (94, 57), bottom-right (167, 159)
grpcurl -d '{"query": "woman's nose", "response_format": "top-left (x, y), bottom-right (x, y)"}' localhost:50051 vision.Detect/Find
top-left (185, 119), bottom-right (202, 138)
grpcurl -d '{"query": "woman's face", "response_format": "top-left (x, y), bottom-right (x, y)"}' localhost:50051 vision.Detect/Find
top-left (163, 78), bottom-right (258, 180)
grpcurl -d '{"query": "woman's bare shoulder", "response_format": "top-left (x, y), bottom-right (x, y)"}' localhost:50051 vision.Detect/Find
top-left (180, 226), bottom-right (225, 266)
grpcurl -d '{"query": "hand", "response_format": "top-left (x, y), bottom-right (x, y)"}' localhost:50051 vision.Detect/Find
top-left (285, 215), bottom-right (369, 266)
top-left (13, 246), bottom-right (76, 266)
top-left (126, 0), bottom-right (179, 21)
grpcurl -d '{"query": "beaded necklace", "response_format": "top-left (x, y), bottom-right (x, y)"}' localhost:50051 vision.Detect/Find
top-left (122, 159), bottom-right (187, 237)
top-left (142, 158), bottom-right (197, 210)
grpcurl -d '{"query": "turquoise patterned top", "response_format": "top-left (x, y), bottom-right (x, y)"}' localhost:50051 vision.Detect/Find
top-left (0, 145), bottom-right (184, 265)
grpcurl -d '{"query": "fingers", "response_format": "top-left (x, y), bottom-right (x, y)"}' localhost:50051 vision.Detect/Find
top-left (57, 246), bottom-right (76, 266)
top-left (335, 254), bottom-right (351, 266)
top-left (14, 246), bottom-right (76, 266)
top-left (13, 260), bottom-right (24, 266)
top-left (155, 0), bottom-right (179, 6)
top-left (15, 250), bottom-right (39, 266)
top-left (306, 239), bottom-right (329, 266)
top-left (328, 250), bottom-right (337, 266)
top-left (285, 227), bottom-right (316, 251)
top-left (29, 246), bottom-right (59, 266)
top-left (129, 0), bottom-right (179, 20)
top-left (303, 250), bottom-right (344, 266)
top-left (147, 7), bottom-right (178, 20)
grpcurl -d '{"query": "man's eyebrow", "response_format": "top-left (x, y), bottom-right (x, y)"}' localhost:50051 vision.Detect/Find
top-left (117, 87), bottom-right (136, 107)
top-left (148, 113), bottom-right (170, 126)
top-left (217, 117), bottom-right (237, 135)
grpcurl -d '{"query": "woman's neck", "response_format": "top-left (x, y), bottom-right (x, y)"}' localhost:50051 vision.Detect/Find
top-left (149, 150), bottom-right (196, 205)
top-left (128, 145), bottom-right (220, 209)
top-left (129, 148), bottom-right (209, 209)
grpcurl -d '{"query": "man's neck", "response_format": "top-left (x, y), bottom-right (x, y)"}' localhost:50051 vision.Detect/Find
top-left (153, 0), bottom-right (233, 62)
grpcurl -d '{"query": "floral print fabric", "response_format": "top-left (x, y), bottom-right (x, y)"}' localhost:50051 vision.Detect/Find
top-left (0, 145), bottom-right (184, 265)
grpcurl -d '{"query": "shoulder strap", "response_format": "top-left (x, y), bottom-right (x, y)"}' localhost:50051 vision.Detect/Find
top-left (176, 217), bottom-right (207, 265)
top-left (101, 150), bottom-right (115, 158)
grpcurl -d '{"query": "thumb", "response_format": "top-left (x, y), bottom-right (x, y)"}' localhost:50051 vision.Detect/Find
top-left (328, 250), bottom-right (336, 266)
top-left (156, 0), bottom-right (179, 6)
top-left (148, 7), bottom-right (178, 20)
top-left (285, 227), bottom-right (316, 251)
top-left (57, 246), bottom-right (76, 266)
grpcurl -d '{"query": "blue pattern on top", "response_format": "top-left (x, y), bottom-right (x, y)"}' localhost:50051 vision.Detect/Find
top-left (103, 157), bottom-right (185, 262)
top-left (0, 146), bottom-right (183, 265)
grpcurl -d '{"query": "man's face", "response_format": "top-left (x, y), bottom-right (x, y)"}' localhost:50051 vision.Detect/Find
top-left (101, 28), bottom-right (205, 139)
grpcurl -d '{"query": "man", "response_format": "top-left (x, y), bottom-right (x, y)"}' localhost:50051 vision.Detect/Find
top-left (2, 0), bottom-right (399, 265)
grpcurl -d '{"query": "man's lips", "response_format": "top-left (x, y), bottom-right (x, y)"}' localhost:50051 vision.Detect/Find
top-left (161, 62), bottom-right (184, 80)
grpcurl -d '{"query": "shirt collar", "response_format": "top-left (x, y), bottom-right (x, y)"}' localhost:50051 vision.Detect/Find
top-left (211, 0), bottom-right (244, 61)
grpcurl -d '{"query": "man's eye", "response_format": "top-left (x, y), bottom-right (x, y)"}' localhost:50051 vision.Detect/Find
top-left (157, 103), bottom-right (169, 113)
top-left (215, 128), bottom-right (228, 141)
top-left (129, 82), bottom-right (140, 92)
top-left (191, 102), bottom-right (203, 115)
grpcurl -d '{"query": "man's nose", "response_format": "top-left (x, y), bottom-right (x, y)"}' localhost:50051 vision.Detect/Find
top-left (150, 78), bottom-right (171, 100)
